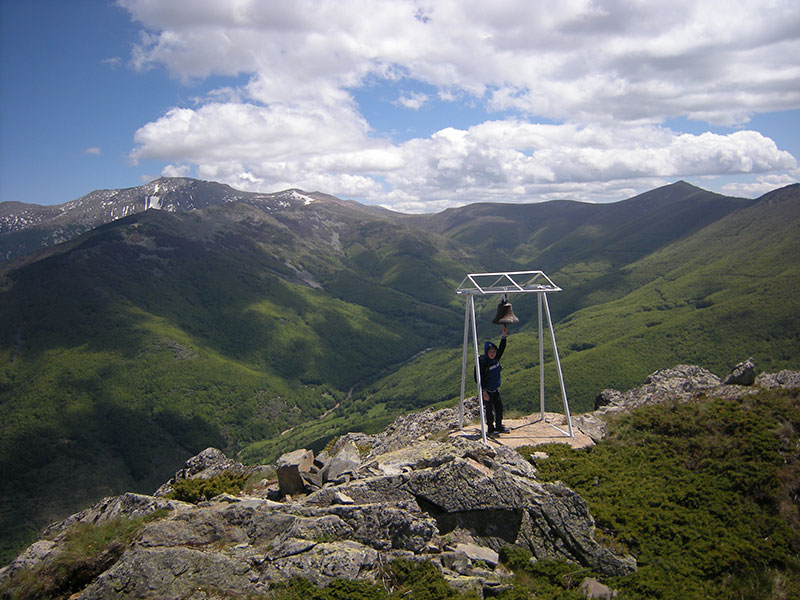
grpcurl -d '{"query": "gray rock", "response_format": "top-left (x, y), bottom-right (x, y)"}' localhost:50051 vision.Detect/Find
top-left (495, 444), bottom-right (538, 479)
top-left (576, 364), bottom-right (728, 443)
top-left (594, 389), bottom-right (622, 410)
top-left (260, 540), bottom-right (380, 587)
top-left (279, 513), bottom-right (354, 544)
top-left (0, 540), bottom-right (57, 581)
top-left (756, 369), bottom-right (800, 389)
top-left (406, 453), bottom-right (636, 577)
top-left (304, 474), bottom-right (413, 506)
top-left (138, 509), bottom-right (248, 548)
top-left (237, 510), bottom-right (298, 546)
top-left (576, 364), bottom-right (800, 444)
top-left (724, 357), bottom-right (756, 385)
top-left (276, 449), bottom-right (314, 497)
top-left (439, 550), bottom-right (472, 574)
top-left (639, 365), bottom-right (721, 402)
top-left (580, 576), bottom-right (618, 599)
top-left (572, 413), bottom-right (608, 443)
top-left (43, 493), bottom-right (187, 538)
top-left (450, 542), bottom-right (500, 567)
top-left (334, 395), bottom-right (482, 461)
top-left (277, 448), bottom-right (315, 471)
top-left (314, 502), bottom-right (437, 552)
top-left (527, 451), bottom-right (551, 464)
top-left (300, 470), bottom-right (324, 491)
top-left (4, 397), bottom-right (641, 597)
top-left (333, 491), bottom-right (355, 504)
top-left (75, 546), bottom-right (263, 600)
top-left (326, 440), bottom-right (362, 481)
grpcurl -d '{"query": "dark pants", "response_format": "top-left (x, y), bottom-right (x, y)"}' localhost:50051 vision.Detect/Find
top-left (482, 389), bottom-right (503, 430)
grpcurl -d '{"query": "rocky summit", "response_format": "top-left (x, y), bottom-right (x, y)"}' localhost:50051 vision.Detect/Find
top-left (3, 360), bottom-right (799, 599)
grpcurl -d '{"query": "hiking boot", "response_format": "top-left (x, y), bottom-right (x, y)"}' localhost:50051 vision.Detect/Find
top-left (496, 425), bottom-right (510, 433)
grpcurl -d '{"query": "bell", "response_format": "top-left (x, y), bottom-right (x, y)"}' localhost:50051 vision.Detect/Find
top-left (491, 294), bottom-right (519, 324)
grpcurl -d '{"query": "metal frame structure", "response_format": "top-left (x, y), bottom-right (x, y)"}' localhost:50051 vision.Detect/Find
top-left (456, 271), bottom-right (573, 444)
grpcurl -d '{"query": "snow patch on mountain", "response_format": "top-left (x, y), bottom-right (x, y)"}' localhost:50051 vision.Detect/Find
top-left (289, 190), bottom-right (315, 205)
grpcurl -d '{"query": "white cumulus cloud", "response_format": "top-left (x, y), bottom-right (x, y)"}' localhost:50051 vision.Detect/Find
top-left (119, 0), bottom-right (800, 210)
top-left (395, 91), bottom-right (429, 110)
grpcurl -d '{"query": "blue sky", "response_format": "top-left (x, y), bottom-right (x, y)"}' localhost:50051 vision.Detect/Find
top-left (1, 0), bottom-right (798, 212)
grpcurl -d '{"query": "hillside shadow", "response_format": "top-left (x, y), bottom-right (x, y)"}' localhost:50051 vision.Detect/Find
top-left (0, 392), bottom-right (225, 565)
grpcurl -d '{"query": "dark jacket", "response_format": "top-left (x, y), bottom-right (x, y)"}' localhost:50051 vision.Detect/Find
top-left (477, 336), bottom-right (506, 391)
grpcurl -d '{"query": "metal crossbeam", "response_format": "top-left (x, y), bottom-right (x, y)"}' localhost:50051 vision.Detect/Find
top-left (457, 270), bottom-right (572, 444)
top-left (456, 270), bottom-right (561, 295)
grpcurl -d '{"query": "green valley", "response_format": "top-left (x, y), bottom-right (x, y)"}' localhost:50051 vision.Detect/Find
top-left (1, 179), bottom-right (798, 564)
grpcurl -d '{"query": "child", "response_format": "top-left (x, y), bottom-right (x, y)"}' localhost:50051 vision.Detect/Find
top-left (478, 324), bottom-right (509, 434)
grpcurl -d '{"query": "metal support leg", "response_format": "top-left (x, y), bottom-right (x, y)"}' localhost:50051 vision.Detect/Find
top-left (469, 296), bottom-right (487, 445)
top-left (459, 298), bottom-right (470, 430)
top-left (543, 293), bottom-right (573, 437)
top-left (538, 292), bottom-right (545, 421)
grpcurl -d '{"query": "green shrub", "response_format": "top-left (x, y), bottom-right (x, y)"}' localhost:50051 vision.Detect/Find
top-left (498, 547), bottom-right (586, 599)
top-left (498, 545), bottom-right (533, 572)
top-left (385, 559), bottom-right (476, 599)
top-left (268, 577), bottom-right (388, 600)
top-left (166, 470), bottom-right (249, 503)
top-left (266, 559), bottom-right (481, 600)
top-left (529, 389), bottom-right (800, 600)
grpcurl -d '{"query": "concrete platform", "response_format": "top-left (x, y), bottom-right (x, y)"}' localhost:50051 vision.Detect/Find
top-left (450, 411), bottom-right (594, 450)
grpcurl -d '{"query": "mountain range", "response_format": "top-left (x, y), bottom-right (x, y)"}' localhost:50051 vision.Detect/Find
top-left (1, 177), bottom-right (798, 564)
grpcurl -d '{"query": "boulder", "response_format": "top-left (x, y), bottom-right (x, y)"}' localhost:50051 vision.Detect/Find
top-left (638, 365), bottom-right (721, 403)
top-left (450, 542), bottom-right (500, 567)
top-left (300, 470), bottom-right (324, 491)
top-left (333, 491), bottom-right (355, 505)
top-left (405, 450), bottom-right (636, 576)
top-left (315, 502), bottom-right (437, 552)
top-left (594, 389), bottom-right (622, 410)
top-left (572, 413), bottom-right (608, 443)
top-left (333, 395), bottom-right (482, 461)
top-left (276, 449), bottom-right (314, 497)
top-left (723, 357), bottom-right (756, 386)
top-left (260, 540), bottom-right (381, 587)
top-left (326, 440), bottom-right (362, 481)
top-left (581, 576), bottom-right (618, 599)
top-left (0, 540), bottom-right (57, 582)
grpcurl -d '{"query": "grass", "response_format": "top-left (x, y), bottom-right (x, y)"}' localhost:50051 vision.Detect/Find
top-left (517, 388), bottom-right (800, 599)
top-left (0, 511), bottom-right (168, 600)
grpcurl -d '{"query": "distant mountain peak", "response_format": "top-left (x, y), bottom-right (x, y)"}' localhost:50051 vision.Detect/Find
top-left (0, 179), bottom-right (329, 261)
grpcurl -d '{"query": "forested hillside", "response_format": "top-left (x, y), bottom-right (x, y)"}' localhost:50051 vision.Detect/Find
top-left (1, 179), bottom-right (798, 563)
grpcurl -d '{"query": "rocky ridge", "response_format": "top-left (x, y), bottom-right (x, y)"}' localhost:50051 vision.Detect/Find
top-left (574, 358), bottom-right (800, 442)
top-left (3, 360), bottom-right (799, 599)
top-left (0, 178), bottom-right (340, 261)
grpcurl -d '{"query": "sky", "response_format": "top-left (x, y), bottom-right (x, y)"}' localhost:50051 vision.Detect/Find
top-left (1, 0), bottom-right (799, 213)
